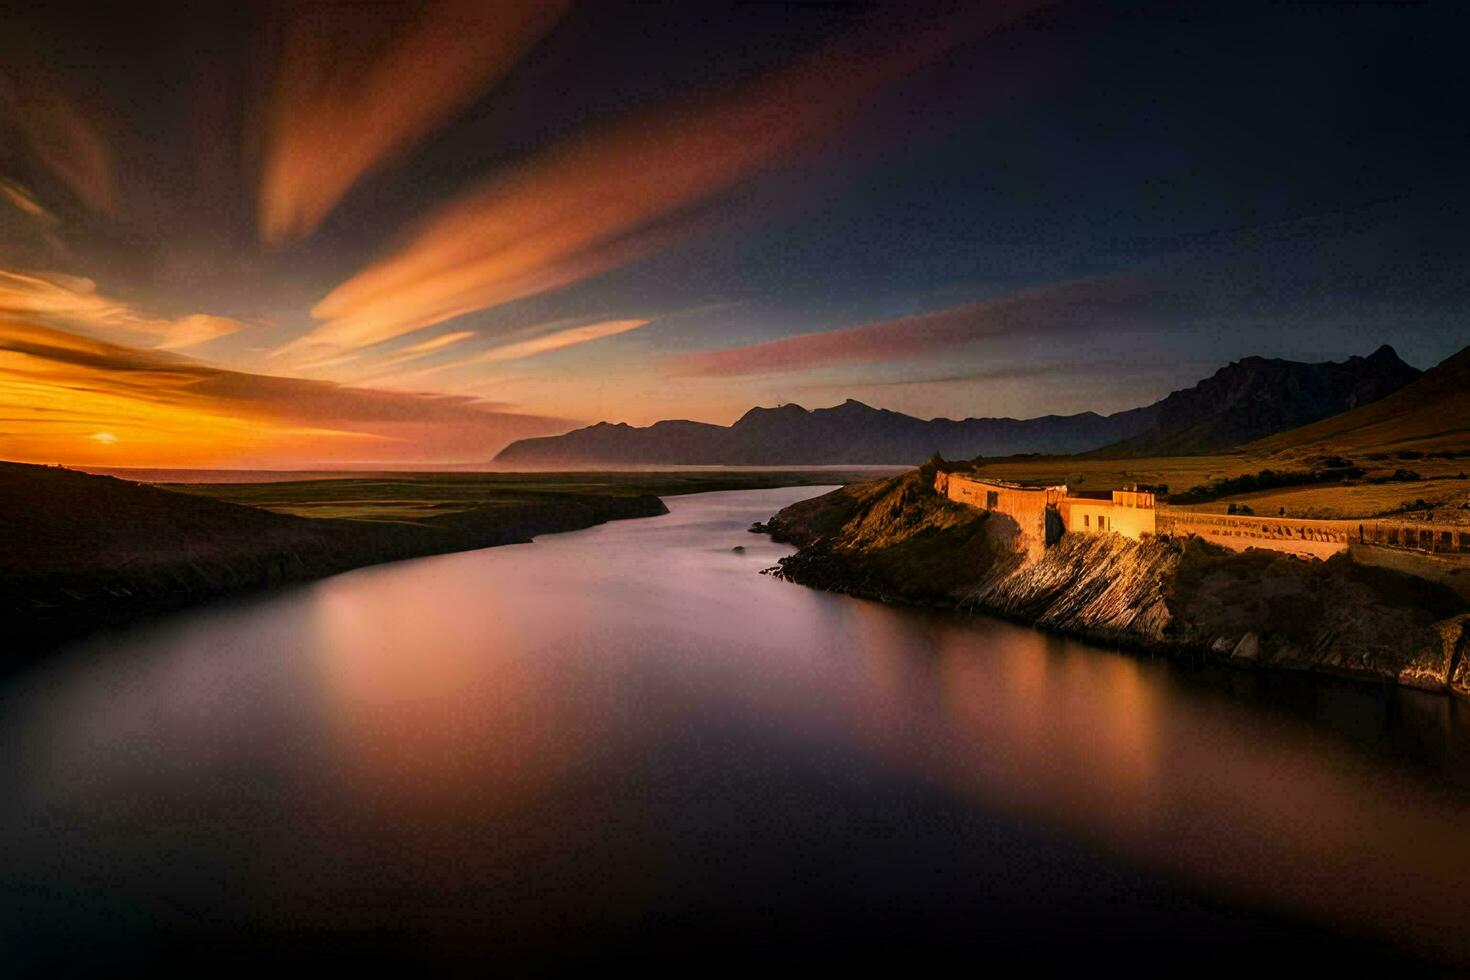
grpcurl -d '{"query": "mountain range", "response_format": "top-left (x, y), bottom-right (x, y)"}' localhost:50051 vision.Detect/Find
top-left (1251, 342), bottom-right (1470, 458)
top-left (494, 345), bottom-right (1423, 465)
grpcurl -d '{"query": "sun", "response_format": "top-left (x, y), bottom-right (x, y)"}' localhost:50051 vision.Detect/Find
top-left (89, 432), bottom-right (119, 445)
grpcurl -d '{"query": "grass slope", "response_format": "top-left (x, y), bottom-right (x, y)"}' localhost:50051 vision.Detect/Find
top-left (164, 469), bottom-right (892, 522)
top-left (1250, 344), bottom-right (1470, 458)
top-left (0, 461), bottom-right (665, 651)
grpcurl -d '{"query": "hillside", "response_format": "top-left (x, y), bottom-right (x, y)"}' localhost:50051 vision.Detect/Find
top-left (496, 347), bottom-right (1417, 465)
top-left (1090, 345), bottom-right (1419, 457)
top-left (1251, 343), bottom-right (1470, 458)
top-left (0, 462), bottom-right (665, 651)
top-left (496, 398), bottom-right (1155, 465)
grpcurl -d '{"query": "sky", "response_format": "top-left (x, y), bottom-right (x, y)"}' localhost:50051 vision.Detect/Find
top-left (0, 0), bottom-right (1466, 468)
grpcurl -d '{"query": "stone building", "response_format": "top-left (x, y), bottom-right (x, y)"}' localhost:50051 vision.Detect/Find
top-left (934, 472), bottom-right (1156, 555)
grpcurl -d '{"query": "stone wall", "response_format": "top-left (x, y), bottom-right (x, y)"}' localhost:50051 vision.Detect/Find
top-left (1155, 509), bottom-right (1352, 559)
top-left (1359, 520), bottom-right (1470, 555)
top-left (941, 469), bottom-right (1470, 567)
top-left (1152, 510), bottom-right (1470, 562)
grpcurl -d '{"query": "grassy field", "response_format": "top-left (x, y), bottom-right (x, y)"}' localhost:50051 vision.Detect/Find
top-left (964, 451), bottom-right (1470, 520)
top-left (1171, 477), bottom-right (1470, 519)
top-left (160, 469), bottom-right (894, 523)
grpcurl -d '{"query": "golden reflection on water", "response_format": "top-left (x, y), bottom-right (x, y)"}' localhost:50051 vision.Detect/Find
top-left (289, 522), bottom-right (1470, 965)
top-left (305, 569), bottom-right (592, 818)
top-left (925, 630), bottom-right (1164, 833)
top-left (38, 487), bottom-right (1461, 966)
top-left (888, 618), bottom-right (1470, 964)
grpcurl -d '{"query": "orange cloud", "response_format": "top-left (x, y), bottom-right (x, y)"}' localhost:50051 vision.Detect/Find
top-left (0, 319), bottom-right (571, 467)
top-left (477, 318), bottom-right (649, 365)
top-left (666, 276), bottom-right (1154, 377)
top-left (299, 2), bottom-right (1040, 353)
top-left (0, 177), bottom-right (54, 223)
top-left (341, 329), bottom-right (479, 384)
top-left (0, 268), bottom-right (245, 350)
top-left (342, 318), bottom-right (650, 392)
top-left (0, 70), bottom-right (119, 216)
top-left (258, 0), bottom-right (568, 245)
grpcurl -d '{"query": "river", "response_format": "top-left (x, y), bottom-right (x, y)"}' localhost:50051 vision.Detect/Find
top-left (4, 486), bottom-right (1470, 973)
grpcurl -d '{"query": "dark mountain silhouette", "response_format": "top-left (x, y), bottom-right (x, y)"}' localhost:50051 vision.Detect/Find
top-left (1249, 342), bottom-right (1470, 457)
top-left (1089, 344), bottom-right (1421, 457)
top-left (495, 399), bottom-right (1157, 465)
top-left (494, 347), bottom-right (1420, 465)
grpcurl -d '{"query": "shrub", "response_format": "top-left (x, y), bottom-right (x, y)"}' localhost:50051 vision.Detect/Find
top-left (1169, 467), bottom-right (1362, 504)
top-left (1371, 468), bottom-right (1422, 484)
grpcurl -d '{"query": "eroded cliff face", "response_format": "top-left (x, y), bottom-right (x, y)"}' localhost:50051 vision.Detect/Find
top-left (972, 533), bottom-right (1177, 648)
top-left (766, 472), bottom-right (1470, 694)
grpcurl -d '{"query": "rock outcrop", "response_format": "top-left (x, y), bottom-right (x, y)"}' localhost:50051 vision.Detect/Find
top-left (764, 470), bottom-right (1470, 694)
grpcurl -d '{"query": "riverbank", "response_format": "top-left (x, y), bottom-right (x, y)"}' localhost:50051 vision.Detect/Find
top-left (0, 461), bottom-right (667, 655)
top-left (761, 470), bottom-right (1470, 696)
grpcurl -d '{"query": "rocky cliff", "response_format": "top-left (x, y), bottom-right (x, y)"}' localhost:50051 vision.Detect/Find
top-left (764, 470), bottom-right (1470, 695)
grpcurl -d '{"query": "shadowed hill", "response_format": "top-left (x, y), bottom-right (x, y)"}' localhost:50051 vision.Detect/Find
top-left (0, 461), bottom-right (664, 651)
top-left (497, 398), bottom-right (1156, 465)
top-left (1087, 345), bottom-right (1420, 458)
top-left (1248, 343), bottom-right (1470, 458)
top-left (497, 347), bottom-right (1417, 465)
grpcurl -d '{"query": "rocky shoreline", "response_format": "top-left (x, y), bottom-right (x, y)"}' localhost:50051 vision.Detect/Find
top-left (761, 470), bottom-right (1470, 697)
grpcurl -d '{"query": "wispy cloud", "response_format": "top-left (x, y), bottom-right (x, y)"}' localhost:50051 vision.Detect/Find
top-left (258, 0), bottom-right (568, 245)
top-left (340, 329), bottom-right (479, 384)
top-left (666, 275), bottom-right (1154, 377)
top-left (294, 2), bottom-right (1040, 354)
top-left (0, 268), bottom-right (245, 349)
top-left (476, 318), bottom-right (649, 365)
top-left (0, 70), bottom-right (119, 216)
top-left (0, 320), bottom-right (571, 466)
top-left (0, 177), bottom-right (55, 223)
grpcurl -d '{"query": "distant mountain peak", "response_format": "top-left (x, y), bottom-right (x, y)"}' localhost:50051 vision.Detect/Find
top-left (735, 403), bottom-right (809, 424)
top-left (494, 346), bottom-right (1421, 465)
top-left (1089, 345), bottom-right (1420, 458)
top-left (1249, 341), bottom-right (1469, 455)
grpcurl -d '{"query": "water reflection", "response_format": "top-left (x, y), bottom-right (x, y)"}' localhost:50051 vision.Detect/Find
top-left (3, 486), bottom-right (1469, 971)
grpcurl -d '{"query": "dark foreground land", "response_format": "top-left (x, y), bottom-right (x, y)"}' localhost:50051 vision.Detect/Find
top-left (159, 468), bottom-right (886, 521)
top-left (0, 463), bottom-right (883, 654)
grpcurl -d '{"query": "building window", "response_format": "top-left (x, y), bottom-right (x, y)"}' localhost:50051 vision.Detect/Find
top-left (1084, 514), bottom-right (1090, 527)
top-left (986, 491), bottom-right (998, 509)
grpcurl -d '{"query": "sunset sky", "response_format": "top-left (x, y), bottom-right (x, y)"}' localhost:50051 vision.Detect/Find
top-left (1, 1), bottom-right (1466, 467)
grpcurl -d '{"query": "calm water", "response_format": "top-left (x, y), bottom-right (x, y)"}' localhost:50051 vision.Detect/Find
top-left (4, 487), bottom-right (1470, 973)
